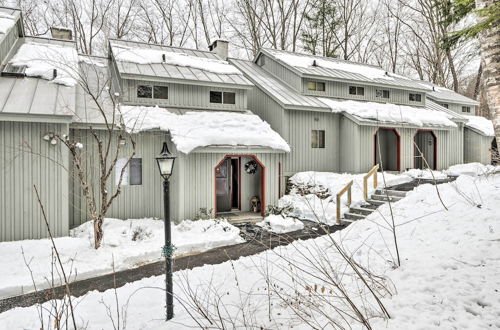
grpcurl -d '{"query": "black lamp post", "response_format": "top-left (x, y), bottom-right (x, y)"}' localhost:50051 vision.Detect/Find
top-left (155, 142), bottom-right (177, 321)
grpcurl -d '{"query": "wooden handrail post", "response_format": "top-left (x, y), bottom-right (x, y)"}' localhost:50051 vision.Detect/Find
top-left (363, 164), bottom-right (380, 201)
top-left (336, 180), bottom-right (353, 224)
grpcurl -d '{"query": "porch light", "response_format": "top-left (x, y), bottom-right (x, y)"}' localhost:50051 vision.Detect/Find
top-left (156, 142), bottom-right (176, 180)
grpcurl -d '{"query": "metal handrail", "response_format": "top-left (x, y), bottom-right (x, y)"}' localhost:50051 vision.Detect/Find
top-left (336, 180), bottom-right (353, 224)
top-left (363, 164), bottom-right (380, 200)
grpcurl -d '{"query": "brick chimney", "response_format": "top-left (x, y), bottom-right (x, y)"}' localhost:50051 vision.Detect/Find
top-left (208, 39), bottom-right (229, 60)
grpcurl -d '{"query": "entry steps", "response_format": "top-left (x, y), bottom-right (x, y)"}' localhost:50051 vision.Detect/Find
top-left (343, 189), bottom-right (406, 222)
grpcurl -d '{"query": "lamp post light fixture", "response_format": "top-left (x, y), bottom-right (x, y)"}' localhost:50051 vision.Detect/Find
top-left (155, 142), bottom-right (177, 321)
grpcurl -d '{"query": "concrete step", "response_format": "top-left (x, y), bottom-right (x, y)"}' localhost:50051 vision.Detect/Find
top-left (371, 194), bottom-right (403, 202)
top-left (344, 212), bottom-right (365, 220)
top-left (375, 189), bottom-right (407, 198)
top-left (360, 203), bottom-right (378, 210)
top-left (349, 206), bottom-right (375, 216)
top-left (366, 199), bottom-right (386, 207)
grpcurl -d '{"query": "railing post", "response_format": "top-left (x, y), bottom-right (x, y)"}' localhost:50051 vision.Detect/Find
top-left (336, 180), bottom-right (353, 225)
top-left (363, 164), bottom-right (379, 201)
top-left (336, 194), bottom-right (341, 225)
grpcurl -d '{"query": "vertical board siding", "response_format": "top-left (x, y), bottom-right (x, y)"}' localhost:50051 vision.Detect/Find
top-left (260, 55), bottom-right (303, 91)
top-left (284, 110), bottom-right (340, 174)
top-left (340, 119), bottom-right (464, 173)
top-left (0, 20), bottom-right (19, 64)
top-left (70, 129), bottom-right (166, 227)
top-left (122, 79), bottom-right (246, 111)
top-left (464, 128), bottom-right (492, 164)
top-left (0, 121), bottom-right (69, 242)
top-left (246, 86), bottom-right (284, 133)
top-left (303, 80), bottom-right (426, 107)
top-left (443, 103), bottom-right (476, 116)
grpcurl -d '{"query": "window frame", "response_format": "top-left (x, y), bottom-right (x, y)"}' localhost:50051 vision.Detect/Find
top-left (153, 85), bottom-right (168, 99)
top-left (210, 91), bottom-right (236, 104)
top-left (311, 130), bottom-right (325, 149)
top-left (376, 89), bottom-right (390, 99)
top-left (223, 92), bottom-right (236, 104)
top-left (129, 158), bottom-right (143, 186)
top-left (349, 85), bottom-right (365, 96)
top-left (137, 85), bottom-right (153, 98)
top-left (409, 93), bottom-right (422, 102)
top-left (462, 106), bottom-right (471, 113)
top-left (210, 91), bottom-right (223, 103)
top-left (307, 81), bottom-right (326, 92)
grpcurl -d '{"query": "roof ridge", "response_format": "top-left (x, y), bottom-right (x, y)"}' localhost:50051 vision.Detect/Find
top-left (109, 38), bottom-right (220, 58)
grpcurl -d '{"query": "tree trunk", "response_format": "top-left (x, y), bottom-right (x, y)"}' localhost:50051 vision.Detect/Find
top-left (477, 0), bottom-right (500, 148)
top-left (94, 217), bottom-right (104, 249)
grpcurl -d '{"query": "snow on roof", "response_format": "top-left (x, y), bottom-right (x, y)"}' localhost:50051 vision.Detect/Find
top-left (0, 11), bottom-right (16, 34)
top-left (318, 97), bottom-right (457, 128)
top-left (112, 44), bottom-right (242, 75)
top-left (463, 115), bottom-right (495, 136)
top-left (9, 41), bottom-right (79, 86)
top-left (120, 106), bottom-right (290, 154)
top-left (416, 80), bottom-right (479, 105)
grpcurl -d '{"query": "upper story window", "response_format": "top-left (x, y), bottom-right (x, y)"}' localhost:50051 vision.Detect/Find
top-left (442, 103), bottom-right (449, 109)
top-left (210, 91), bottom-right (236, 104)
top-left (376, 89), bottom-right (390, 99)
top-left (307, 81), bottom-right (326, 92)
top-left (409, 93), bottom-right (422, 102)
top-left (137, 85), bottom-right (168, 99)
top-left (258, 55), bottom-right (266, 66)
top-left (349, 86), bottom-right (364, 96)
top-left (462, 106), bottom-right (471, 113)
top-left (311, 130), bottom-right (325, 148)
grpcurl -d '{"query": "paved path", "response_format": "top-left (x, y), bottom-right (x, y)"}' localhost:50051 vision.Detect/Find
top-left (0, 222), bottom-right (344, 313)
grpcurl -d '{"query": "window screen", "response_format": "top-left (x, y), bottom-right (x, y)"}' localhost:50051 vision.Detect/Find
top-left (129, 158), bottom-right (142, 185)
top-left (153, 86), bottom-right (168, 99)
top-left (210, 91), bottom-right (223, 103)
top-left (223, 92), bottom-right (236, 104)
top-left (311, 130), bottom-right (325, 148)
top-left (137, 85), bottom-right (152, 98)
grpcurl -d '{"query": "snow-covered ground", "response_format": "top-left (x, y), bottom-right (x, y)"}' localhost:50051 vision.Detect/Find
top-left (1, 166), bottom-right (499, 329)
top-left (257, 214), bottom-right (305, 233)
top-left (0, 218), bottom-right (243, 299)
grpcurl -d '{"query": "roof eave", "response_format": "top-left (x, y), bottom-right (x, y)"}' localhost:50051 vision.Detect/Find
top-left (119, 72), bottom-right (254, 89)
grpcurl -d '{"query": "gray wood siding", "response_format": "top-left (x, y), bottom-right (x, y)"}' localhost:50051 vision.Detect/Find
top-left (246, 86), bottom-right (284, 134)
top-left (284, 110), bottom-right (340, 174)
top-left (0, 20), bottom-right (19, 65)
top-left (259, 54), bottom-right (303, 92)
top-left (302, 79), bottom-right (426, 107)
top-left (440, 103), bottom-right (476, 116)
top-left (0, 121), bottom-right (69, 242)
top-left (464, 128), bottom-right (492, 164)
top-left (122, 79), bottom-right (247, 110)
top-left (339, 118), bottom-right (464, 173)
top-left (69, 129), bottom-right (167, 227)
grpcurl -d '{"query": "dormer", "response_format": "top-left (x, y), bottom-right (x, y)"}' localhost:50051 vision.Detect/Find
top-left (108, 39), bottom-right (253, 112)
top-left (0, 7), bottom-right (25, 67)
top-left (417, 80), bottom-right (479, 116)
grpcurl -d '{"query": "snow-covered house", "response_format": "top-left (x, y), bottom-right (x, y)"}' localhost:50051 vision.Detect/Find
top-left (231, 48), bottom-right (491, 176)
top-left (0, 7), bottom-right (288, 241)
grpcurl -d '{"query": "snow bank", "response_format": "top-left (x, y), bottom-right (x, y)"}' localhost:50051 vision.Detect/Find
top-left (257, 214), bottom-right (304, 234)
top-left (112, 44), bottom-right (242, 75)
top-left (0, 218), bottom-right (243, 299)
top-left (464, 115), bottom-right (495, 136)
top-left (9, 42), bottom-right (79, 86)
top-left (319, 97), bottom-right (457, 127)
top-left (120, 105), bottom-right (290, 153)
top-left (446, 162), bottom-right (500, 177)
top-left (272, 50), bottom-right (410, 81)
top-left (3, 171), bottom-right (500, 329)
top-left (0, 12), bottom-right (16, 34)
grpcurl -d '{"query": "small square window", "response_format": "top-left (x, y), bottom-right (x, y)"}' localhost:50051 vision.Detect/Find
top-left (376, 89), bottom-right (390, 98)
top-left (153, 86), bottom-right (168, 99)
top-left (129, 158), bottom-right (142, 185)
top-left (311, 130), bottom-right (325, 148)
top-left (357, 87), bottom-right (364, 96)
top-left (307, 81), bottom-right (326, 92)
top-left (223, 92), bottom-right (236, 104)
top-left (210, 91), bottom-right (223, 103)
top-left (259, 55), bottom-right (266, 66)
top-left (409, 93), bottom-right (422, 102)
top-left (307, 81), bottom-right (316, 91)
top-left (137, 85), bottom-right (152, 98)
top-left (317, 82), bottom-right (325, 91)
top-left (462, 106), bottom-right (470, 113)
top-left (349, 86), bottom-right (357, 95)
top-left (442, 103), bottom-right (449, 109)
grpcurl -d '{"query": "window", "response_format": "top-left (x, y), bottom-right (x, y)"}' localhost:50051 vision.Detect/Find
top-left (307, 81), bottom-right (326, 92)
top-left (259, 55), bottom-right (266, 66)
top-left (210, 91), bottom-right (236, 104)
top-left (442, 103), bottom-right (449, 109)
top-left (311, 130), bottom-right (325, 148)
top-left (349, 86), bottom-right (364, 96)
top-left (137, 85), bottom-right (152, 98)
top-left (376, 89), bottom-right (390, 99)
top-left (462, 106), bottom-right (471, 113)
top-left (115, 158), bottom-right (142, 186)
top-left (153, 86), bottom-right (168, 99)
top-left (129, 158), bottom-right (142, 185)
top-left (409, 93), bottom-right (422, 102)
top-left (210, 91), bottom-right (223, 103)
top-left (223, 92), bottom-right (236, 104)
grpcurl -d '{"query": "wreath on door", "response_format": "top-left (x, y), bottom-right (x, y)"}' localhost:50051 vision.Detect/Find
top-left (245, 160), bottom-right (259, 174)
